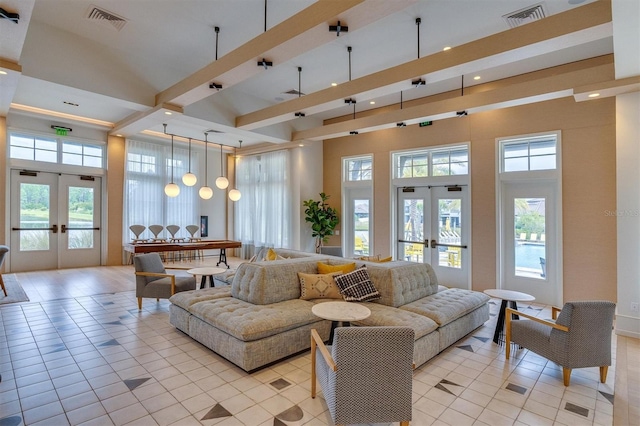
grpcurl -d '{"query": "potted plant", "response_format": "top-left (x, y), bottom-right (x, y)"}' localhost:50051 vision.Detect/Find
top-left (303, 192), bottom-right (340, 253)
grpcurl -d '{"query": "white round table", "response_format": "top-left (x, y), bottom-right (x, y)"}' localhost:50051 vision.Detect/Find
top-left (187, 267), bottom-right (226, 289)
top-left (312, 301), bottom-right (371, 342)
top-left (484, 289), bottom-right (535, 345)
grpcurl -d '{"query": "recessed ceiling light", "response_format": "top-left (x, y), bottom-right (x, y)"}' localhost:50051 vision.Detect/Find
top-left (164, 111), bottom-right (172, 115)
top-left (443, 46), bottom-right (452, 51)
top-left (0, 70), bottom-right (7, 75)
top-left (588, 93), bottom-right (600, 98)
top-left (116, 134), bottom-right (123, 137)
top-left (298, 143), bottom-right (304, 147)
top-left (331, 82), bottom-right (338, 87)
top-left (473, 76), bottom-right (481, 80)
top-left (369, 101), bottom-right (375, 105)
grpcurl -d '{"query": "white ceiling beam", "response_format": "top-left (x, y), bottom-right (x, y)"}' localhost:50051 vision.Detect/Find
top-left (292, 62), bottom-right (614, 141)
top-left (573, 75), bottom-right (640, 101)
top-left (111, 103), bottom-right (183, 136)
top-left (237, 0), bottom-right (612, 131)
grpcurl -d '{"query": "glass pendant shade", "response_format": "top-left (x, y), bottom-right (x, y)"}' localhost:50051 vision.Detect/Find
top-left (182, 172), bottom-right (197, 186)
top-left (199, 186), bottom-right (213, 199)
top-left (215, 176), bottom-right (229, 189)
top-left (165, 182), bottom-right (180, 197)
top-left (228, 188), bottom-right (241, 201)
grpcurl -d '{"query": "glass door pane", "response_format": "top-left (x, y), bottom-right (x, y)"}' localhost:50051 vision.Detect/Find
top-left (67, 186), bottom-right (95, 249)
top-left (401, 198), bottom-right (425, 262)
top-left (436, 198), bottom-right (462, 269)
top-left (514, 197), bottom-right (546, 279)
top-left (354, 199), bottom-right (370, 256)
top-left (19, 183), bottom-right (51, 251)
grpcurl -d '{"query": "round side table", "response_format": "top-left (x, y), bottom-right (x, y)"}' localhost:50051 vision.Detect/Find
top-left (187, 267), bottom-right (227, 289)
top-left (484, 289), bottom-right (535, 345)
top-left (312, 301), bottom-right (371, 342)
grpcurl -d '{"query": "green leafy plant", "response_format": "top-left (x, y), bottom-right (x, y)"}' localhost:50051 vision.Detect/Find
top-left (303, 192), bottom-right (340, 253)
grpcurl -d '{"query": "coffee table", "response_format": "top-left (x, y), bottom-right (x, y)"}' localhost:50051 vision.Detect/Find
top-left (187, 267), bottom-right (227, 289)
top-left (312, 301), bottom-right (371, 342)
top-left (484, 289), bottom-right (535, 345)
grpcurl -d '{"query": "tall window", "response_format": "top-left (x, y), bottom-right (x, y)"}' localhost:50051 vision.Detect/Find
top-left (9, 132), bottom-right (105, 168)
top-left (235, 150), bottom-right (291, 255)
top-left (123, 139), bottom-right (198, 241)
top-left (342, 155), bottom-right (373, 257)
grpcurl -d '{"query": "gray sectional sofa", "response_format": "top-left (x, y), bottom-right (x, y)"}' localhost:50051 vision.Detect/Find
top-left (169, 249), bottom-right (489, 372)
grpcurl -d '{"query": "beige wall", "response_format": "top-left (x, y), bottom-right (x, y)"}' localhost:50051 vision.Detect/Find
top-left (106, 135), bottom-right (125, 265)
top-left (322, 93), bottom-right (616, 302)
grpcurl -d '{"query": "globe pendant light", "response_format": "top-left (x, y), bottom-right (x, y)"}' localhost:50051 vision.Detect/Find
top-left (199, 132), bottom-right (213, 200)
top-left (228, 141), bottom-right (242, 202)
top-left (164, 131), bottom-right (180, 197)
top-left (182, 138), bottom-right (197, 186)
top-left (215, 143), bottom-right (229, 189)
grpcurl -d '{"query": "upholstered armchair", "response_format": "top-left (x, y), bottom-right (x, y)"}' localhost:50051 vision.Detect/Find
top-left (311, 326), bottom-right (415, 426)
top-left (133, 253), bottom-right (196, 310)
top-left (506, 300), bottom-right (616, 386)
top-left (0, 245), bottom-right (8, 297)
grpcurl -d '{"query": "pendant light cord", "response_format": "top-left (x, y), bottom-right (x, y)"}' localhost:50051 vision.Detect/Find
top-left (188, 138), bottom-right (192, 173)
top-left (170, 134), bottom-right (175, 183)
top-left (204, 133), bottom-right (208, 184)
top-left (219, 144), bottom-right (225, 178)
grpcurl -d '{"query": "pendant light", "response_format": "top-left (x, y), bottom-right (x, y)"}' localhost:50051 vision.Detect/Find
top-left (228, 141), bottom-right (242, 202)
top-left (199, 132), bottom-right (213, 200)
top-left (215, 143), bottom-right (229, 189)
top-left (164, 128), bottom-right (180, 197)
top-left (182, 138), bottom-right (197, 186)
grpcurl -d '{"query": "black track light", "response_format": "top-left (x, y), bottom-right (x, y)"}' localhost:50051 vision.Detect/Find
top-left (329, 20), bottom-right (348, 36)
top-left (350, 131), bottom-right (359, 135)
top-left (209, 82), bottom-right (223, 90)
top-left (412, 78), bottom-right (425, 87)
top-left (257, 58), bottom-right (273, 69)
top-left (295, 112), bottom-right (306, 117)
top-left (397, 122), bottom-right (406, 127)
top-left (456, 110), bottom-right (468, 117)
top-left (344, 98), bottom-right (356, 105)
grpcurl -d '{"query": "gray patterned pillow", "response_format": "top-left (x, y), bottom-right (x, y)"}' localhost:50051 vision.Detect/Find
top-left (334, 267), bottom-right (380, 302)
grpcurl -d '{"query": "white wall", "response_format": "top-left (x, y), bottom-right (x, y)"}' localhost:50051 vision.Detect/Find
top-left (295, 141), bottom-right (323, 253)
top-left (615, 91), bottom-right (640, 338)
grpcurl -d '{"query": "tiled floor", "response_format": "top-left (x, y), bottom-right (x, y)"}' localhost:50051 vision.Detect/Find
top-left (0, 287), bottom-right (621, 425)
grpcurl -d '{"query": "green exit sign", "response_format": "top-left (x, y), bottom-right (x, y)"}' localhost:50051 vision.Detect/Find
top-left (419, 121), bottom-right (433, 127)
top-left (55, 128), bottom-right (68, 136)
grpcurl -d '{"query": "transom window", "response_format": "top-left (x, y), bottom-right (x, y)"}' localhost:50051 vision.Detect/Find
top-left (501, 135), bottom-right (557, 172)
top-left (345, 156), bottom-right (372, 181)
top-left (394, 145), bottom-right (468, 178)
top-left (9, 132), bottom-right (105, 169)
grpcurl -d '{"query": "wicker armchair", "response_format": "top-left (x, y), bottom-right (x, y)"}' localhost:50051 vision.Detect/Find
top-left (133, 253), bottom-right (196, 310)
top-left (311, 326), bottom-right (415, 426)
top-left (506, 300), bottom-right (616, 386)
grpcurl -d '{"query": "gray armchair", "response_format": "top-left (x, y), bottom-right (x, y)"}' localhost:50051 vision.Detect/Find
top-left (0, 245), bottom-right (8, 297)
top-left (311, 326), bottom-right (415, 426)
top-left (133, 253), bottom-right (196, 310)
top-left (506, 300), bottom-right (616, 386)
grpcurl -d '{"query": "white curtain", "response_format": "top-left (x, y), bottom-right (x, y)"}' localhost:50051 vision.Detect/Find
top-left (123, 139), bottom-right (198, 242)
top-left (235, 150), bottom-right (291, 257)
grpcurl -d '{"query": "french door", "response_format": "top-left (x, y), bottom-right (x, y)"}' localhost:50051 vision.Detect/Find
top-left (397, 186), bottom-right (470, 289)
top-left (10, 170), bottom-right (102, 272)
top-left (501, 181), bottom-right (559, 305)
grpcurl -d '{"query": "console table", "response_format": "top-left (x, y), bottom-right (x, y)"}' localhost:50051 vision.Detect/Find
top-left (124, 240), bottom-right (241, 268)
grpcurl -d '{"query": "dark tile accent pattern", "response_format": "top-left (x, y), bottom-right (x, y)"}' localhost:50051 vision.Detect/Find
top-left (565, 402), bottom-right (589, 417)
top-left (201, 403), bottom-right (232, 420)
top-left (600, 391), bottom-right (615, 405)
top-left (124, 377), bottom-right (150, 391)
top-left (457, 344), bottom-right (474, 352)
top-left (473, 336), bottom-right (490, 343)
top-left (506, 383), bottom-right (528, 394)
top-left (98, 338), bottom-right (119, 347)
top-left (0, 416), bottom-right (23, 426)
top-left (270, 378), bottom-right (292, 390)
top-left (276, 405), bottom-right (304, 422)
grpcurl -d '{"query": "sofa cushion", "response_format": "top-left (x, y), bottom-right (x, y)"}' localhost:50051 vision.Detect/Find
top-left (231, 258), bottom-right (320, 304)
top-left (351, 303), bottom-right (439, 340)
top-left (317, 261), bottom-right (356, 274)
top-left (188, 298), bottom-right (320, 342)
top-left (334, 267), bottom-right (381, 302)
top-left (298, 272), bottom-right (343, 300)
top-left (169, 287), bottom-right (233, 310)
top-left (399, 288), bottom-right (490, 326)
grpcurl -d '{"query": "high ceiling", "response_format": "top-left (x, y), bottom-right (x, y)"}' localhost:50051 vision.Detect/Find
top-left (0, 0), bottom-right (621, 149)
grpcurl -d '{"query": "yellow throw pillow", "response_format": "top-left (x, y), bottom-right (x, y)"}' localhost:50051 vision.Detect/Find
top-left (317, 262), bottom-right (356, 274)
top-left (298, 272), bottom-right (343, 300)
top-left (379, 256), bottom-right (393, 262)
top-left (265, 248), bottom-right (278, 261)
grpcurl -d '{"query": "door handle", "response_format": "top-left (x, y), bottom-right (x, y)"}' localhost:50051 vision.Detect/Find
top-left (52, 224), bottom-right (58, 233)
top-left (12, 224), bottom-right (58, 233)
top-left (61, 224), bottom-right (66, 233)
top-left (430, 239), bottom-right (467, 249)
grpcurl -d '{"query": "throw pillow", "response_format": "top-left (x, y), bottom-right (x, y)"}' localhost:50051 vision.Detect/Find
top-left (265, 248), bottom-right (278, 261)
top-left (379, 256), bottom-right (393, 262)
top-left (298, 272), bottom-right (343, 300)
top-left (317, 262), bottom-right (356, 274)
top-left (334, 267), bottom-right (381, 302)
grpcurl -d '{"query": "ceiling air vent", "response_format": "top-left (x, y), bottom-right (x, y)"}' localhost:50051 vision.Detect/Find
top-left (86, 5), bottom-right (127, 31)
top-left (502, 3), bottom-right (547, 29)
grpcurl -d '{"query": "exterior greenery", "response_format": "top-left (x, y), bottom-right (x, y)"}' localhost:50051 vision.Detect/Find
top-left (303, 192), bottom-right (340, 253)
